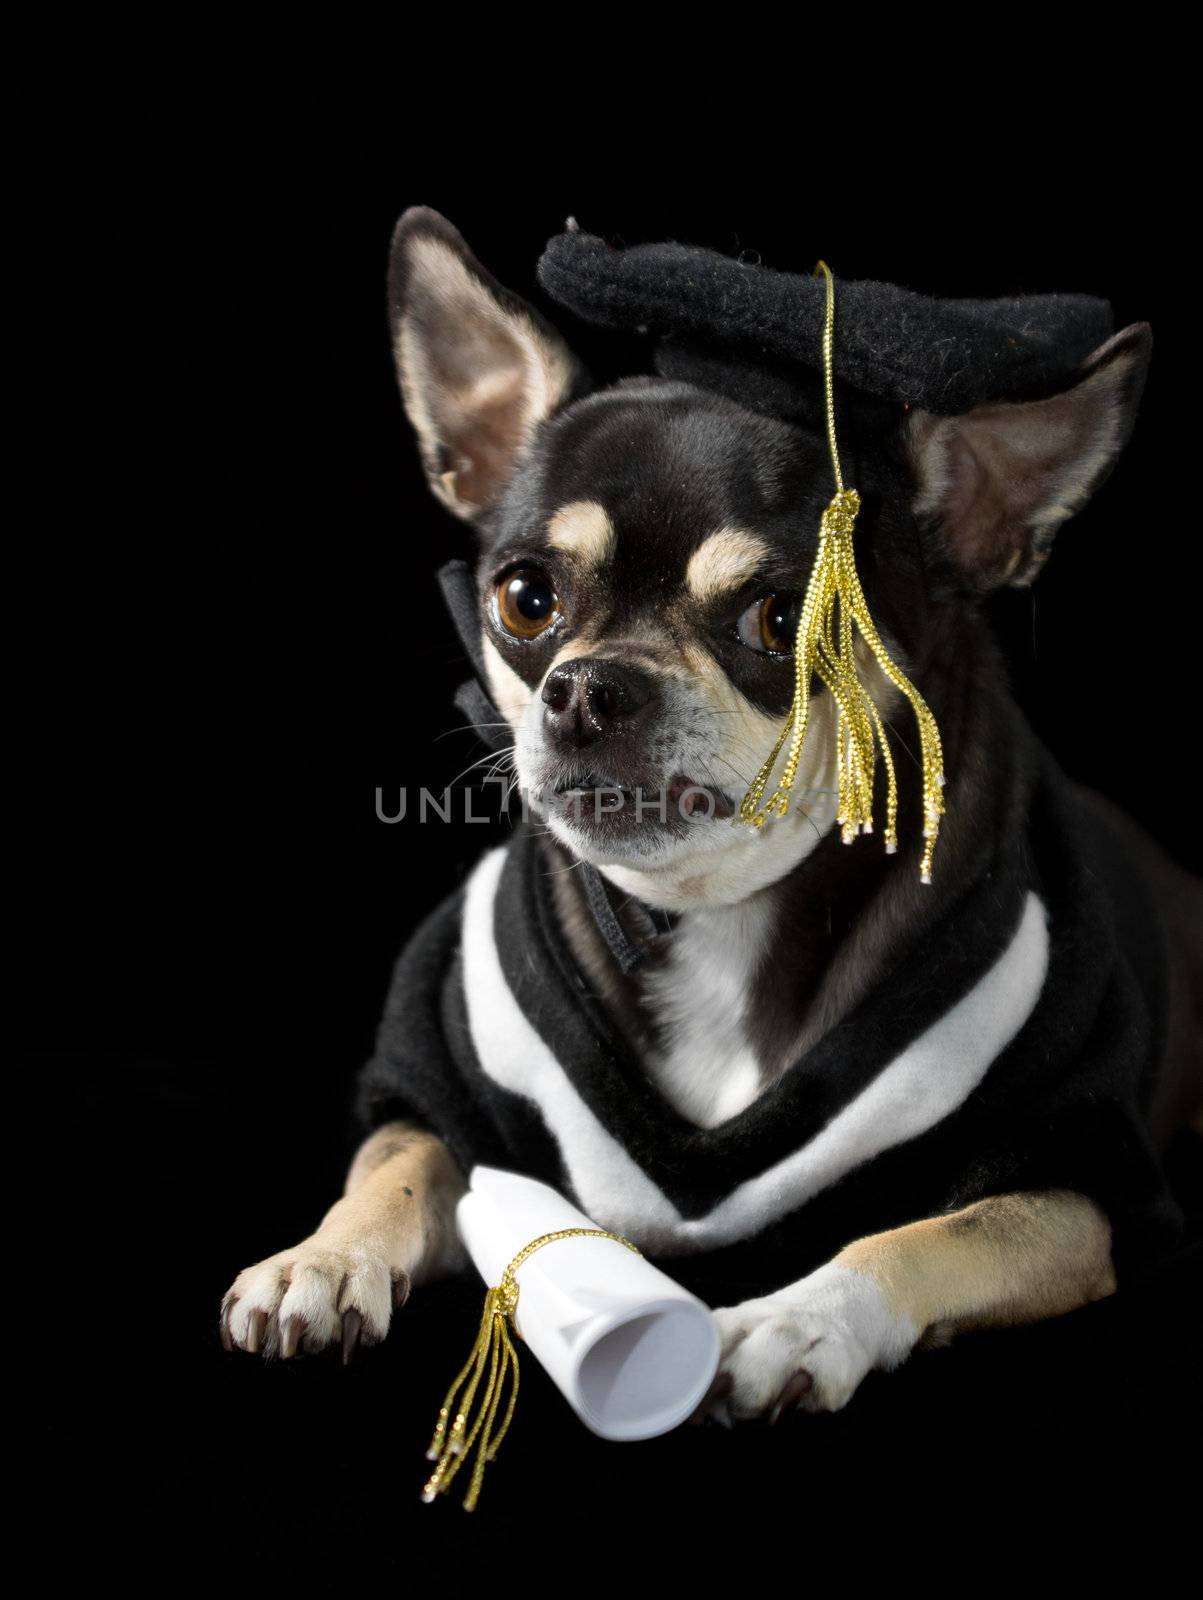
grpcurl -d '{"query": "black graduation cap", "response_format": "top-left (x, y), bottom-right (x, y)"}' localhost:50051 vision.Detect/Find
top-left (535, 225), bottom-right (1115, 424)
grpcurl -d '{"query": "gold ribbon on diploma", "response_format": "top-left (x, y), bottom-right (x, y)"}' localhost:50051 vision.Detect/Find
top-left (422, 1227), bottom-right (642, 1512)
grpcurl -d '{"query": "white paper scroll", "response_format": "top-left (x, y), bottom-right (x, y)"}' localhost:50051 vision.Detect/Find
top-left (456, 1166), bottom-right (720, 1441)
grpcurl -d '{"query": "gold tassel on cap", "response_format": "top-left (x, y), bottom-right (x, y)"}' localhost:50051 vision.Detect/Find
top-left (739, 260), bottom-right (946, 882)
top-left (421, 1227), bottom-right (641, 1512)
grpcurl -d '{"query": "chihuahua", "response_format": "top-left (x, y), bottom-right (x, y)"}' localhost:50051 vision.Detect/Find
top-left (220, 209), bottom-right (1200, 1421)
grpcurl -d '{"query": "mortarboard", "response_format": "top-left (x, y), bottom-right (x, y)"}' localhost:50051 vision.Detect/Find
top-left (536, 225), bottom-right (1115, 422)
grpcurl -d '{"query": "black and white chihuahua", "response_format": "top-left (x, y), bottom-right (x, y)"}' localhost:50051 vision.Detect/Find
top-left (221, 209), bottom-right (1200, 1421)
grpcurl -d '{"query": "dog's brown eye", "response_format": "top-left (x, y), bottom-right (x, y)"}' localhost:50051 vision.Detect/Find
top-left (495, 569), bottom-right (561, 640)
top-left (737, 593), bottom-right (800, 655)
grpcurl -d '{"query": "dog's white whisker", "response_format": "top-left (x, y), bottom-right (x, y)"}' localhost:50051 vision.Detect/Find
top-left (443, 747), bottom-right (518, 790)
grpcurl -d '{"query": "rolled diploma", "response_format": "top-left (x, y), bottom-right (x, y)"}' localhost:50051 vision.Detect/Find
top-left (455, 1166), bottom-right (720, 1441)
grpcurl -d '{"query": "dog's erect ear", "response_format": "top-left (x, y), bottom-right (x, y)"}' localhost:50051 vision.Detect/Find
top-left (905, 323), bottom-right (1152, 590)
top-left (388, 207), bottom-right (585, 523)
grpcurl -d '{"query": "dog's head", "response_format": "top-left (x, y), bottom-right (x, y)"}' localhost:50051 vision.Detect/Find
top-left (389, 208), bottom-right (1150, 907)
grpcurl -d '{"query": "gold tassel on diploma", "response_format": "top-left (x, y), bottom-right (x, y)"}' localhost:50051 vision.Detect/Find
top-left (421, 1227), bottom-right (641, 1513)
top-left (739, 260), bottom-right (946, 882)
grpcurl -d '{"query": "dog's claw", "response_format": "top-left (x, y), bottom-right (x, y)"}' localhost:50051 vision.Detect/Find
top-left (341, 1308), bottom-right (363, 1365)
top-left (687, 1370), bottom-right (733, 1425)
top-left (219, 1297), bottom-right (236, 1353)
top-left (768, 1368), bottom-right (813, 1425)
top-left (392, 1271), bottom-right (411, 1311)
top-left (245, 1308), bottom-right (267, 1355)
top-left (280, 1316), bottom-right (304, 1360)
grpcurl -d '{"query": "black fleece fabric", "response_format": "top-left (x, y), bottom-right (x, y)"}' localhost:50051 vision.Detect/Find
top-left (354, 734), bottom-right (1182, 1298)
top-left (535, 228), bottom-right (1115, 425)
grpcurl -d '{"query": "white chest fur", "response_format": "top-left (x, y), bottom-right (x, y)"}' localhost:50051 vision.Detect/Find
top-left (637, 898), bottom-right (776, 1129)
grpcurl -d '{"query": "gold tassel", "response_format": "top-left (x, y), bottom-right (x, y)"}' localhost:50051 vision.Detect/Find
top-left (739, 261), bottom-right (946, 882)
top-left (421, 1227), bottom-right (641, 1512)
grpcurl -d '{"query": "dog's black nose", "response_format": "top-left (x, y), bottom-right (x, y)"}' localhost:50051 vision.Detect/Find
top-left (541, 657), bottom-right (656, 749)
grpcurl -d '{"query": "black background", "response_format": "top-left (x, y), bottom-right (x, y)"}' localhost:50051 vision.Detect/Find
top-left (43, 99), bottom-right (1200, 1582)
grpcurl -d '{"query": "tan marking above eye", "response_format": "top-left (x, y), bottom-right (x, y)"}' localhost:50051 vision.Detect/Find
top-left (685, 528), bottom-right (771, 602)
top-left (546, 500), bottom-right (616, 567)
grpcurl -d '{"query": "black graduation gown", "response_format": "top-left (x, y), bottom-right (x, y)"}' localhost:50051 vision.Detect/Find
top-left (353, 737), bottom-right (1182, 1302)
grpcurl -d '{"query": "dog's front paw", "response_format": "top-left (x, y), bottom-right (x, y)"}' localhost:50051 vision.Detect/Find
top-left (220, 1238), bottom-right (410, 1363)
top-left (705, 1264), bottom-right (918, 1420)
